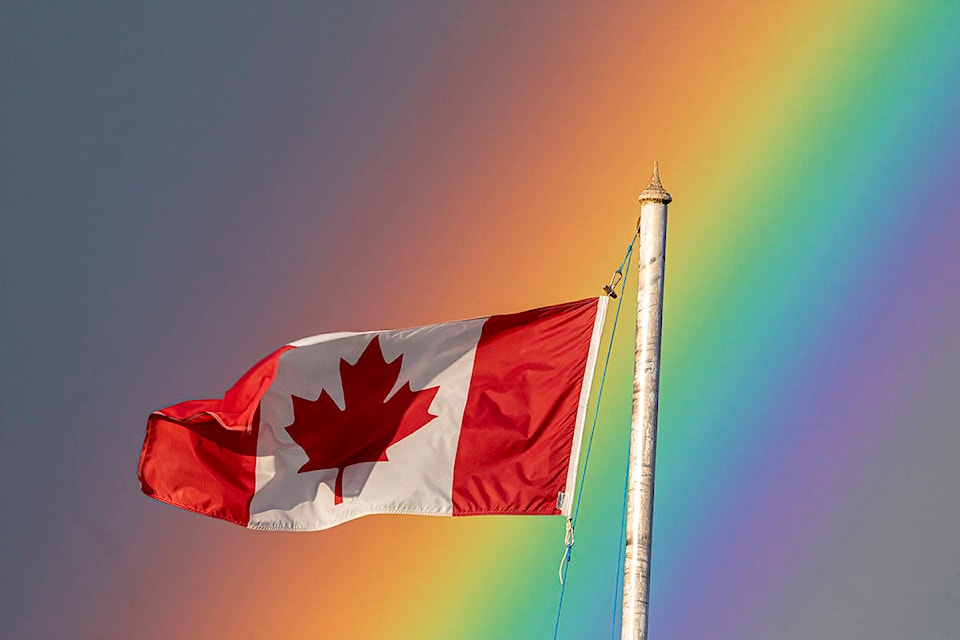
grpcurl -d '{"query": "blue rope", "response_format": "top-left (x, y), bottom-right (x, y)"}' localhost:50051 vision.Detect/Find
top-left (610, 407), bottom-right (633, 638)
top-left (607, 243), bottom-right (635, 638)
top-left (552, 233), bottom-right (636, 640)
top-left (572, 234), bottom-right (634, 529)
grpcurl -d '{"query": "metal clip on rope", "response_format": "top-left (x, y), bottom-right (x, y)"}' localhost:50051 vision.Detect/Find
top-left (559, 517), bottom-right (575, 585)
top-left (602, 233), bottom-right (637, 299)
top-left (603, 269), bottom-right (623, 298)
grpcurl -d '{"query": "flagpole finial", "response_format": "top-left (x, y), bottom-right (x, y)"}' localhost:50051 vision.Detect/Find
top-left (639, 161), bottom-right (672, 204)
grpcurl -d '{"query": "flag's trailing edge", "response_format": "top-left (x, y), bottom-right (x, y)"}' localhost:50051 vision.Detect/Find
top-left (138, 297), bottom-right (609, 531)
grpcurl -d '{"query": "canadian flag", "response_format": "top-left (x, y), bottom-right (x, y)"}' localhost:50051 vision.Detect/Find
top-left (138, 298), bottom-right (608, 531)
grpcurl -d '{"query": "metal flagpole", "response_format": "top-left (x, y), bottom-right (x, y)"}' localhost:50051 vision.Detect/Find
top-left (621, 162), bottom-right (672, 640)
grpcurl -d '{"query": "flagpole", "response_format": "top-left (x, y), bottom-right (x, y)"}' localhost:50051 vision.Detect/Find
top-left (621, 162), bottom-right (671, 640)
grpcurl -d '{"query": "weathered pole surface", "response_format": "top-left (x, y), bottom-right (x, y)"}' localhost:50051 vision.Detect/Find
top-left (621, 162), bottom-right (671, 640)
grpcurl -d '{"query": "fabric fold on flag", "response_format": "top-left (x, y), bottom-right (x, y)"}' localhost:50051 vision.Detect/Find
top-left (138, 297), bottom-right (608, 531)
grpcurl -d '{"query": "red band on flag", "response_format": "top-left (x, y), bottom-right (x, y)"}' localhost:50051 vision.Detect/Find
top-left (452, 298), bottom-right (600, 516)
top-left (137, 346), bottom-right (291, 526)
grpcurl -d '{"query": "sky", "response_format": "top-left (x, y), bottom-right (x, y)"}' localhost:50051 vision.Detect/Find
top-left (2, 2), bottom-right (959, 639)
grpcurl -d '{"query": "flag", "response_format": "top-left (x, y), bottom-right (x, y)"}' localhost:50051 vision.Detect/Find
top-left (138, 297), bottom-right (608, 531)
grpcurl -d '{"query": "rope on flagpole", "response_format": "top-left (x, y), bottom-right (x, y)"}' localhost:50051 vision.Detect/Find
top-left (553, 231), bottom-right (637, 640)
top-left (572, 231), bottom-right (635, 528)
top-left (610, 411), bottom-right (633, 638)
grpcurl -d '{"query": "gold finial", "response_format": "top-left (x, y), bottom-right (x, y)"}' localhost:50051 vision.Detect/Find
top-left (639, 161), bottom-right (672, 204)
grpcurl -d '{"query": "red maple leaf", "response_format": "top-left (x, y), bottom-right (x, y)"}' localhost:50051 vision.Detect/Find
top-left (285, 336), bottom-right (440, 505)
